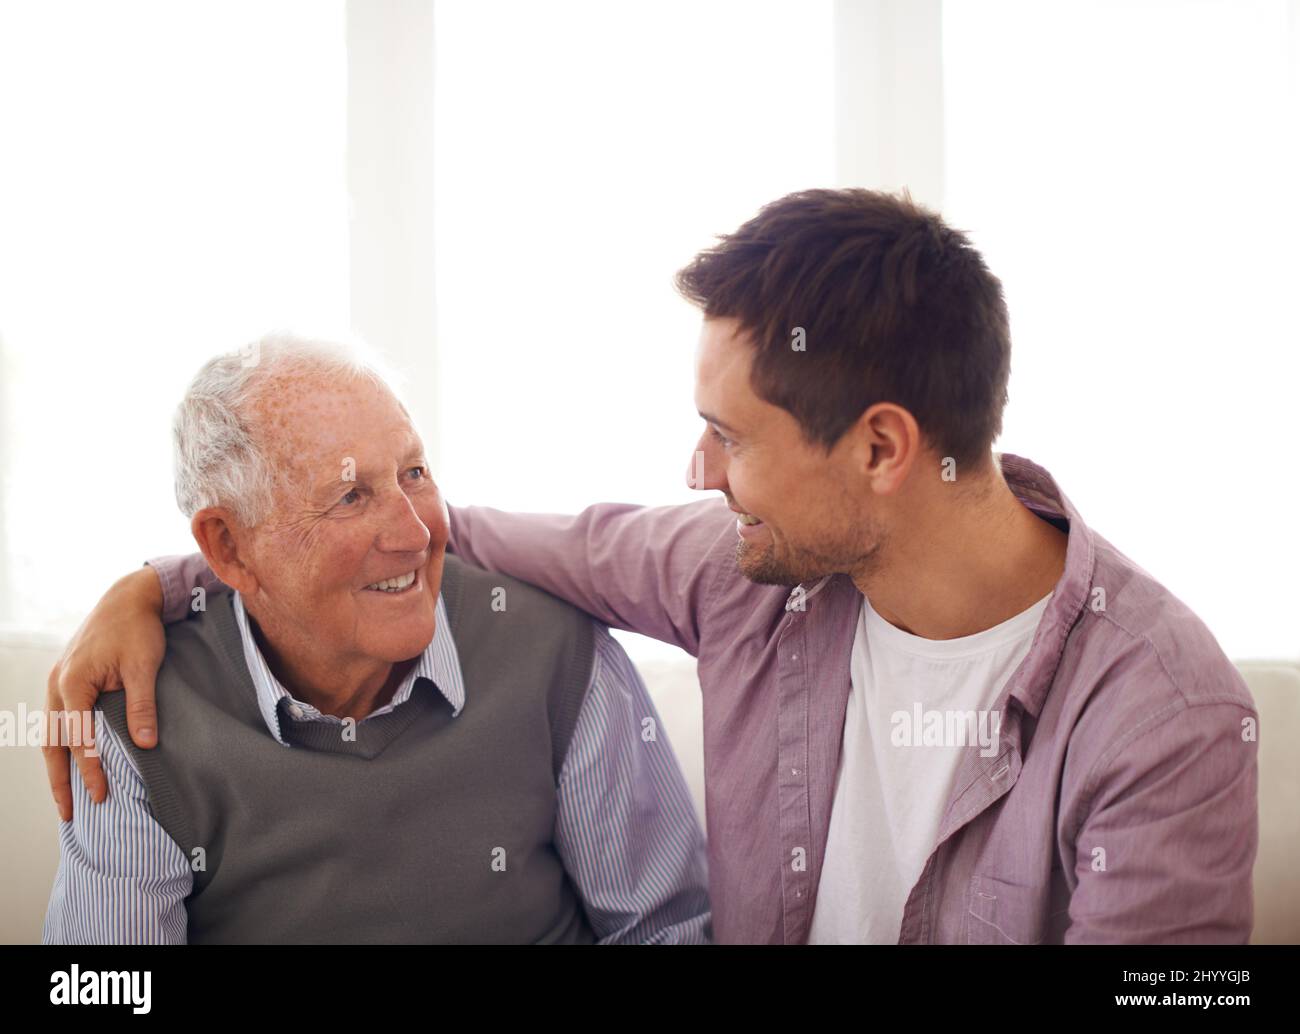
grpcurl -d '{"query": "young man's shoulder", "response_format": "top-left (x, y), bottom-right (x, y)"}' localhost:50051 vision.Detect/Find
top-left (1079, 532), bottom-right (1254, 712)
top-left (1053, 531), bottom-right (1256, 788)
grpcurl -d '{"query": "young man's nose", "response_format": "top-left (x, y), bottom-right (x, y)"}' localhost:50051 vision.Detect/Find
top-left (684, 435), bottom-right (727, 493)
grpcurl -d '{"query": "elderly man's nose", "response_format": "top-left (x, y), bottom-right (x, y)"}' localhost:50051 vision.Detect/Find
top-left (380, 491), bottom-right (432, 553)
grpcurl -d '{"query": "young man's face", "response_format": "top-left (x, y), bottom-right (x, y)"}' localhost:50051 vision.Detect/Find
top-left (688, 316), bottom-right (888, 586)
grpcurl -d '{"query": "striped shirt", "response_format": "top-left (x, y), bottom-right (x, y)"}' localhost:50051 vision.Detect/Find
top-left (43, 591), bottom-right (711, 944)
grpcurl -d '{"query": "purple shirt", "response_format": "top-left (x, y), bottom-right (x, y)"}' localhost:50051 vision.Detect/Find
top-left (155, 453), bottom-right (1258, 944)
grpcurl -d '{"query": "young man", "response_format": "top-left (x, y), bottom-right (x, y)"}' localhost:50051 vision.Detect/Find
top-left (47, 189), bottom-right (1257, 944)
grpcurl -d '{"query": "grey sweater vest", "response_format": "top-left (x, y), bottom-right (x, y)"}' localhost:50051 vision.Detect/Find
top-left (100, 555), bottom-right (597, 944)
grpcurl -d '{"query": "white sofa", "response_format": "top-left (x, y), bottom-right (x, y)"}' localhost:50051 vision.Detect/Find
top-left (2, 630), bottom-right (1294, 944)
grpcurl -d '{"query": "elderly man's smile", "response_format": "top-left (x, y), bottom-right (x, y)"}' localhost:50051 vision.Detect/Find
top-left (361, 568), bottom-right (422, 595)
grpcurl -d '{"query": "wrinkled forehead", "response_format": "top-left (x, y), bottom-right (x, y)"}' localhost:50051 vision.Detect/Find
top-left (246, 371), bottom-right (420, 485)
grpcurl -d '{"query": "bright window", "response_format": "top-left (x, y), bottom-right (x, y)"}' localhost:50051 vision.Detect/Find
top-left (943, 0), bottom-right (1300, 660)
top-left (0, 0), bottom-right (349, 631)
top-left (432, 0), bottom-right (836, 514)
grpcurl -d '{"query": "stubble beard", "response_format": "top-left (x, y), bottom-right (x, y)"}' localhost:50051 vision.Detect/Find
top-left (735, 526), bottom-right (885, 589)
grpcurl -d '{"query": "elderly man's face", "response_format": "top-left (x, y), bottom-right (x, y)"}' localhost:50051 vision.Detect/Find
top-left (240, 371), bottom-right (446, 665)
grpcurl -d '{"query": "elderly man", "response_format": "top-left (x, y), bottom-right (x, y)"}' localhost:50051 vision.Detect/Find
top-left (42, 334), bottom-right (709, 944)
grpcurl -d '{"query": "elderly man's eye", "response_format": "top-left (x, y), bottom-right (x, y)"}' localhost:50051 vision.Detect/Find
top-left (340, 488), bottom-right (360, 505)
top-left (407, 466), bottom-right (425, 480)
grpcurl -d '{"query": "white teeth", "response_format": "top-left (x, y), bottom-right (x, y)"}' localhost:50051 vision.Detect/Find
top-left (365, 570), bottom-right (417, 592)
top-left (737, 513), bottom-right (762, 526)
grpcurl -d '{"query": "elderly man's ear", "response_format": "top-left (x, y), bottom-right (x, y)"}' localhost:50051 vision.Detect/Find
top-left (190, 509), bottom-right (261, 596)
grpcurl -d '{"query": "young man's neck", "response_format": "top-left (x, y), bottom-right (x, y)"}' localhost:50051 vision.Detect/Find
top-left (854, 462), bottom-right (1068, 641)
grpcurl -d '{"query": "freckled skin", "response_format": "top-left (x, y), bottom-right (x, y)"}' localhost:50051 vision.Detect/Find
top-left (223, 373), bottom-right (447, 719)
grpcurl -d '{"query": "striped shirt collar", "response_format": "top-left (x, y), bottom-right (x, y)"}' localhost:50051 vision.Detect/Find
top-left (231, 590), bottom-right (466, 747)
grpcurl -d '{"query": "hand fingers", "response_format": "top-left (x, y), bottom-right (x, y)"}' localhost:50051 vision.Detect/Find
top-left (71, 735), bottom-right (108, 806)
top-left (43, 660), bottom-right (75, 820)
top-left (41, 739), bottom-right (75, 823)
top-left (122, 661), bottom-right (160, 749)
top-left (54, 664), bottom-right (109, 807)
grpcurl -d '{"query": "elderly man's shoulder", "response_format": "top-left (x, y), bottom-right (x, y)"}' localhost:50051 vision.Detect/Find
top-left (444, 555), bottom-right (600, 639)
top-left (159, 586), bottom-right (242, 689)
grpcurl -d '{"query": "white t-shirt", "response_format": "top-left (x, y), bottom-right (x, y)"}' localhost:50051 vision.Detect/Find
top-left (807, 588), bottom-right (1053, 944)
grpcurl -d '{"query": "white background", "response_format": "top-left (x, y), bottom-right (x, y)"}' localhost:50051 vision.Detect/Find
top-left (0, 0), bottom-right (1295, 664)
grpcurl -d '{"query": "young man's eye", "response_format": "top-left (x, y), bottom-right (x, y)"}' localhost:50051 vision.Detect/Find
top-left (709, 426), bottom-right (733, 449)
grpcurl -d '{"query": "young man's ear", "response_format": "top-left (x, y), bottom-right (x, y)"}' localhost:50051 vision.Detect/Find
top-left (190, 508), bottom-right (259, 596)
top-left (854, 402), bottom-right (920, 495)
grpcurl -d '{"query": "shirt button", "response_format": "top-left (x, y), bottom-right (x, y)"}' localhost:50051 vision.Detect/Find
top-left (288, 703), bottom-right (305, 719)
top-left (792, 768), bottom-right (799, 775)
top-left (791, 653), bottom-right (799, 660)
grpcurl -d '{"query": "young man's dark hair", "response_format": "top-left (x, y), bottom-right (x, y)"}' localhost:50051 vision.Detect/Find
top-left (674, 188), bottom-right (1011, 473)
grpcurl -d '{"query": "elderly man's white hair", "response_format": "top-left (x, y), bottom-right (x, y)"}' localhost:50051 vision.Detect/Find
top-left (173, 332), bottom-right (405, 525)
